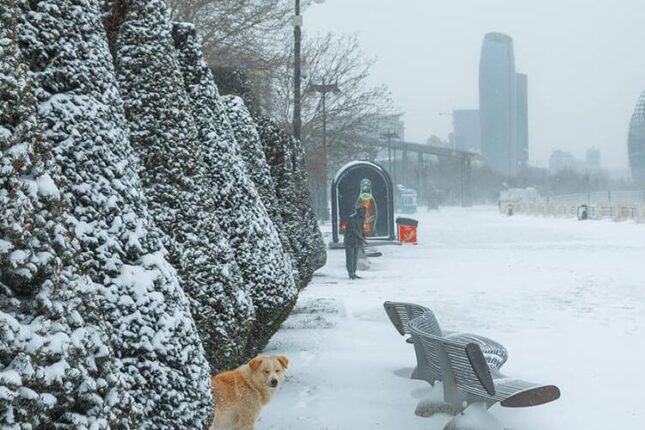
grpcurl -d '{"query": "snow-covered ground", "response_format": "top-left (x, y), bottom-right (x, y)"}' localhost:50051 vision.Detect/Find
top-left (260, 206), bottom-right (645, 430)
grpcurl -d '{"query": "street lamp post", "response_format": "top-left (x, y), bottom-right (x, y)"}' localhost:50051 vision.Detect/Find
top-left (311, 80), bottom-right (340, 221)
top-left (293, 0), bottom-right (302, 143)
top-left (293, 0), bottom-right (325, 171)
top-left (381, 131), bottom-right (398, 180)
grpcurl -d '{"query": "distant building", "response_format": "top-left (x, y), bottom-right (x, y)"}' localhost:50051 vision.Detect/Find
top-left (478, 33), bottom-right (529, 176)
top-left (516, 73), bottom-right (529, 167)
top-left (628, 91), bottom-right (645, 184)
top-left (549, 150), bottom-right (579, 173)
top-left (453, 109), bottom-right (481, 152)
top-left (479, 32), bottom-right (517, 176)
top-left (549, 150), bottom-right (599, 174)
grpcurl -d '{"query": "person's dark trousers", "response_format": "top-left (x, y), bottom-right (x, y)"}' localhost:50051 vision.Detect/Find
top-left (345, 244), bottom-right (359, 278)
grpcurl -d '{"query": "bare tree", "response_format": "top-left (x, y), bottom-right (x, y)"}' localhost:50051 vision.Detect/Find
top-left (167, 2), bottom-right (395, 170)
top-left (169, 0), bottom-right (290, 75)
top-left (269, 32), bottom-right (396, 172)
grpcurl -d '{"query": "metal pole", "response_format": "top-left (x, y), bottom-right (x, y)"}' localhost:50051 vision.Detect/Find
top-left (402, 146), bottom-right (407, 186)
top-left (321, 80), bottom-right (329, 220)
top-left (417, 152), bottom-right (423, 193)
top-left (311, 80), bottom-right (339, 220)
top-left (466, 157), bottom-right (472, 207)
top-left (388, 135), bottom-right (392, 174)
top-left (292, 0), bottom-right (301, 171)
top-left (393, 146), bottom-right (397, 186)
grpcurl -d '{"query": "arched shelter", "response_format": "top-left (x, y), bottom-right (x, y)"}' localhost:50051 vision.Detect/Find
top-left (331, 161), bottom-right (395, 244)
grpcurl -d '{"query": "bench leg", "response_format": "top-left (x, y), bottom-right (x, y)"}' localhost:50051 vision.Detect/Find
top-left (414, 382), bottom-right (461, 418)
top-left (411, 342), bottom-right (438, 384)
top-left (415, 400), bottom-right (461, 418)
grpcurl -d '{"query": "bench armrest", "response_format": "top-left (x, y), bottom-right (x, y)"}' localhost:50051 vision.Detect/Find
top-left (444, 332), bottom-right (508, 368)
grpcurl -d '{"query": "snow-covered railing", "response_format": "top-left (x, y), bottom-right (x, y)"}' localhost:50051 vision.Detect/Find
top-left (501, 189), bottom-right (645, 223)
top-left (545, 190), bottom-right (645, 206)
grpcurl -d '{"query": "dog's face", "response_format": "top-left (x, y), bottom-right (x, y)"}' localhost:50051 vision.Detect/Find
top-left (248, 355), bottom-right (289, 389)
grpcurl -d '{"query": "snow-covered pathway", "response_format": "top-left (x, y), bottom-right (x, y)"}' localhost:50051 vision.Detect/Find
top-left (260, 206), bottom-right (645, 430)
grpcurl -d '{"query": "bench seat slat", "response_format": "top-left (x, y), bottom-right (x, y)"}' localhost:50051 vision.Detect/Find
top-left (439, 335), bottom-right (559, 405)
top-left (409, 314), bottom-right (560, 410)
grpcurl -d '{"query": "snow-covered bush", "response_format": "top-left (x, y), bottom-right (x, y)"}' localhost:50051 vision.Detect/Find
top-left (1, 2), bottom-right (123, 428)
top-left (17, 0), bottom-right (212, 428)
top-left (222, 95), bottom-right (299, 285)
top-left (170, 23), bottom-right (298, 356)
top-left (499, 187), bottom-right (543, 213)
top-left (255, 116), bottom-right (327, 287)
top-left (111, 2), bottom-right (254, 375)
top-left (291, 130), bottom-right (327, 274)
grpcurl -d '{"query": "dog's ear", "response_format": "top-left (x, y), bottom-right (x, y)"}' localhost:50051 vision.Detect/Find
top-left (276, 355), bottom-right (289, 369)
top-left (248, 356), bottom-right (263, 371)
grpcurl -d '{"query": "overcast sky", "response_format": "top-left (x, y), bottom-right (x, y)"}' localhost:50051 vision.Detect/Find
top-left (305, 0), bottom-right (645, 172)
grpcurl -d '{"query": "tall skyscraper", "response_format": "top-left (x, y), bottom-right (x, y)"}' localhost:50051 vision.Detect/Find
top-left (479, 32), bottom-right (518, 176)
top-left (628, 91), bottom-right (645, 184)
top-left (516, 73), bottom-right (529, 168)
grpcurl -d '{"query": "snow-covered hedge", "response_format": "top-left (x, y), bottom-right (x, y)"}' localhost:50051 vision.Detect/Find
top-left (255, 116), bottom-right (327, 287)
top-left (16, 0), bottom-right (213, 428)
top-left (113, 3), bottom-right (254, 376)
top-left (1, 3), bottom-right (122, 427)
top-left (2, 0), bottom-right (326, 427)
top-left (170, 23), bottom-right (298, 356)
top-left (222, 95), bottom-right (300, 285)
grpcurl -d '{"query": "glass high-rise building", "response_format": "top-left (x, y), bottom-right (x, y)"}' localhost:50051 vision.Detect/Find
top-left (516, 73), bottom-right (529, 168)
top-left (479, 32), bottom-right (518, 176)
top-left (628, 91), bottom-right (645, 184)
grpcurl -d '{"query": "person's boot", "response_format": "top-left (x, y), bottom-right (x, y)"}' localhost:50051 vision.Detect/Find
top-left (354, 274), bottom-right (362, 279)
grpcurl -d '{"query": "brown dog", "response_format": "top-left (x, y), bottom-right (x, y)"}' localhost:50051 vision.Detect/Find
top-left (210, 355), bottom-right (289, 430)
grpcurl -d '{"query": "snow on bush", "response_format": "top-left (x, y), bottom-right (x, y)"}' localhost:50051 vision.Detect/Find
top-left (499, 187), bottom-right (541, 205)
top-left (222, 95), bottom-right (300, 285)
top-left (111, 3), bottom-right (254, 375)
top-left (17, 0), bottom-right (212, 428)
top-left (1, 2), bottom-right (122, 428)
top-left (255, 116), bottom-right (327, 287)
top-left (170, 23), bottom-right (298, 356)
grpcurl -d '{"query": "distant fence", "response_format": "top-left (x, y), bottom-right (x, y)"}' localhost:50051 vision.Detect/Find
top-left (501, 190), bottom-right (645, 223)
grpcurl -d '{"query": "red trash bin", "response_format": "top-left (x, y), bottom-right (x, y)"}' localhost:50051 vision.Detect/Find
top-left (396, 217), bottom-right (418, 244)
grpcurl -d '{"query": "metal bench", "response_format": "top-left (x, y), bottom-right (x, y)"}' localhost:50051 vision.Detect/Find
top-left (383, 301), bottom-right (508, 383)
top-left (409, 313), bottom-right (560, 418)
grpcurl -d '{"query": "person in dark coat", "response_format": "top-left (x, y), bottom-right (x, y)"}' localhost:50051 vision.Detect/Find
top-left (344, 205), bottom-right (366, 279)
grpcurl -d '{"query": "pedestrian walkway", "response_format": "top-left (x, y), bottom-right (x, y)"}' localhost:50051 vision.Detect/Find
top-left (260, 206), bottom-right (645, 430)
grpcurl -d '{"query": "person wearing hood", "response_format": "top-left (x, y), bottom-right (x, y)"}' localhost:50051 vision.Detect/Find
top-left (344, 205), bottom-right (366, 279)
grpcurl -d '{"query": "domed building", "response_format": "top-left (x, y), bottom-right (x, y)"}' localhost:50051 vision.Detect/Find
top-left (628, 92), bottom-right (645, 184)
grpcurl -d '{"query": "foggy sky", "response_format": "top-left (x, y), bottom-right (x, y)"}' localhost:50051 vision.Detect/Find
top-left (306, 0), bottom-right (645, 173)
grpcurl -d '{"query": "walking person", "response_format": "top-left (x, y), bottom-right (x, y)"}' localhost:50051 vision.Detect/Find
top-left (344, 205), bottom-right (366, 280)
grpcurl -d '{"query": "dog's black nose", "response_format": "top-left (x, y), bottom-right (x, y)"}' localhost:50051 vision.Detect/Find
top-left (270, 378), bottom-right (278, 387)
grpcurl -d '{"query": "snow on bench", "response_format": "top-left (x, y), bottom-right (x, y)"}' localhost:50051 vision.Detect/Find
top-left (383, 301), bottom-right (508, 383)
top-left (408, 312), bottom-right (560, 421)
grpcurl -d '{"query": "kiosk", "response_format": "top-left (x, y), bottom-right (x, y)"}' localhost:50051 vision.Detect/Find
top-left (331, 161), bottom-right (396, 245)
